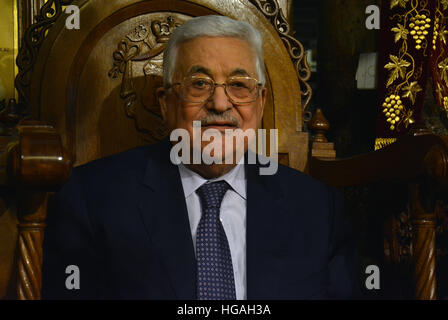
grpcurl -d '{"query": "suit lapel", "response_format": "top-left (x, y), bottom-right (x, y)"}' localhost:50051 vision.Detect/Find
top-left (245, 161), bottom-right (293, 299)
top-left (138, 140), bottom-right (196, 299)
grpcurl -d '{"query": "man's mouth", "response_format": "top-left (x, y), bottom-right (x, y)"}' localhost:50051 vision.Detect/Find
top-left (201, 120), bottom-right (238, 129)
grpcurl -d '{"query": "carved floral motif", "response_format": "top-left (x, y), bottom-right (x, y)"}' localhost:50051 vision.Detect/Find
top-left (109, 16), bottom-right (182, 141)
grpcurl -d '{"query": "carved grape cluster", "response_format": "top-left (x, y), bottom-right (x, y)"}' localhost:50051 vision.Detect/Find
top-left (444, 97), bottom-right (448, 112)
top-left (409, 14), bottom-right (431, 50)
top-left (382, 94), bottom-right (404, 130)
top-left (433, 18), bottom-right (440, 50)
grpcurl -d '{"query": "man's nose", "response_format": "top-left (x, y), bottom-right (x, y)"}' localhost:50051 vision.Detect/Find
top-left (207, 85), bottom-right (232, 112)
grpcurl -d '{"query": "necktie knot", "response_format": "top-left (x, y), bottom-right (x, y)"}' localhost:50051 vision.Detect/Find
top-left (196, 180), bottom-right (230, 210)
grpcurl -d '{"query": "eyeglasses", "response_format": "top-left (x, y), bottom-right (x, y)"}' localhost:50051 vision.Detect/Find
top-left (167, 75), bottom-right (262, 104)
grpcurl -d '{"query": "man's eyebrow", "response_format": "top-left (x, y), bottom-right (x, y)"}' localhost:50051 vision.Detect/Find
top-left (229, 68), bottom-right (251, 77)
top-left (187, 65), bottom-right (213, 77)
top-left (186, 66), bottom-right (252, 78)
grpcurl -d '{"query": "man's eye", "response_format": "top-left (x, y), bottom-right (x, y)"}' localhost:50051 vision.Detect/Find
top-left (229, 81), bottom-right (249, 89)
top-left (191, 80), bottom-right (209, 88)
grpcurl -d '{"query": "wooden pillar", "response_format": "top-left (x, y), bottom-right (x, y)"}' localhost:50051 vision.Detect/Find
top-left (410, 183), bottom-right (437, 300)
top-left (16, 192), bottom-right (48, 299)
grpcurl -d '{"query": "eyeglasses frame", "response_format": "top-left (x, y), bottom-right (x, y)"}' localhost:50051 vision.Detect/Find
top-left (166, 75), bottom-right (263, 105)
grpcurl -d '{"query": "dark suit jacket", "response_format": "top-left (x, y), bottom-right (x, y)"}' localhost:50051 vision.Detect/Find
top-left (42, 139), bottom-right (358, 299)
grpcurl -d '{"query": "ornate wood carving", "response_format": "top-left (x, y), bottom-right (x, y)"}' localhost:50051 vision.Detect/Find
top-left (15, 0), bottom-right (74, 108)
top-left (108, 16), bottom-right (185, 141)
top-left (397, 210), bottom-right (414, 261)
top-left (384, 209), bottom-right (413, 265)
top-left (251, 0), bottom-right (312, 114)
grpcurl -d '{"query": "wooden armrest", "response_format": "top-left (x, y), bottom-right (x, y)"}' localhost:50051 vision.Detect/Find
top-left (7, 120), bottom-right (72, 190)
top-left (309, 133), bottom-right (448, 188)
top-left (2, 120), bottom-right (72, 299)
top-left (309, 133), bottom-right (448, 300)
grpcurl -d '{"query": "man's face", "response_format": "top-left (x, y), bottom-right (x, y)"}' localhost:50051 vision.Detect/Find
top-left (158, 36), bottom-right (266, 165)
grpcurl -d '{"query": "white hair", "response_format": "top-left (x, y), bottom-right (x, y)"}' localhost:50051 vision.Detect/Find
top-left (162, 15), bottom-right (266, 87)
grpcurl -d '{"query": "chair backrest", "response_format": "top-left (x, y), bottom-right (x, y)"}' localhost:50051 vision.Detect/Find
top-left (26, 0), bottom-right (311, 170)
top-left (2, 0), bottom-right (312, 299)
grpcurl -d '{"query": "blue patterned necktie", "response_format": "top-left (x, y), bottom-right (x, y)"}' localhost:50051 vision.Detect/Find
top-left (195, 180), bottom-right (236, 300)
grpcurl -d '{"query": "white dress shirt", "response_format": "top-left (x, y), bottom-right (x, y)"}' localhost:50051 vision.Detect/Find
top-left (177, 162), bottom-right (247, 300)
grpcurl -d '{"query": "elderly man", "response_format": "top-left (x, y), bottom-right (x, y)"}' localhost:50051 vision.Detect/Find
top-left (42, 15), bottom-right (357, 300)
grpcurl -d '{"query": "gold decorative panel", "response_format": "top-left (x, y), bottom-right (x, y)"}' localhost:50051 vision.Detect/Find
top-left (0, 0), bottom-right (18, 102)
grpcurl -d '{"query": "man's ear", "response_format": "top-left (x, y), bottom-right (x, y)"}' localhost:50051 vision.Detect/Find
top-left (156, 86), bottom-right (168, 122)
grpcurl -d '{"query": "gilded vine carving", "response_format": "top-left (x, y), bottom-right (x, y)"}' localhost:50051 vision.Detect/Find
top-left (434, 0), bottom-right (448, 113)
top-left (381, 0), bottom-right (432, 132)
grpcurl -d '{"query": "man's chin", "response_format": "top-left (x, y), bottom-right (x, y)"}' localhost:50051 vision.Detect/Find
top-left (198, 144), bottom-right (246, 164)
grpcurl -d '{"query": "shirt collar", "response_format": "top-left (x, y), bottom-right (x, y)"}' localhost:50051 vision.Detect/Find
top-left (178, 160), bottom-right (246, 200)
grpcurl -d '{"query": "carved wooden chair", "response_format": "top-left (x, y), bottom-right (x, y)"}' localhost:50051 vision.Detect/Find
top-left (309, 129), bottom-right (448, 299)
top-left (0, 0), bottom-right (311, 299)
top-left (1, 0), bottom-right (446, 300)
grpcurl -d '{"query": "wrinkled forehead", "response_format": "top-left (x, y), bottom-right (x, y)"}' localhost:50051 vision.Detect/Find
top-left (174, 36), bottom-right (258, 80)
